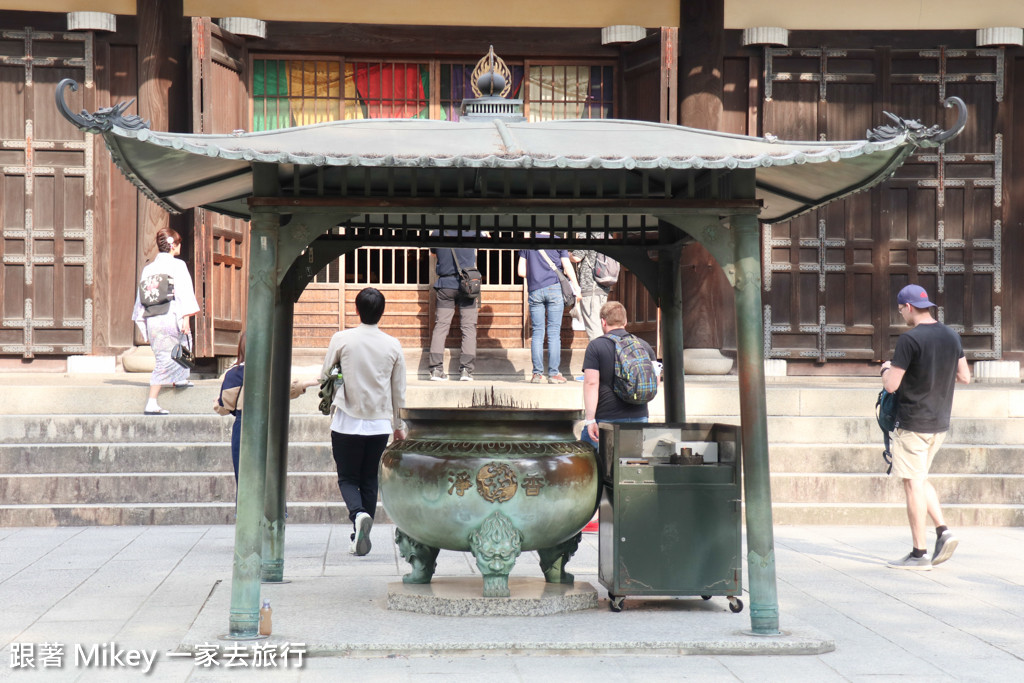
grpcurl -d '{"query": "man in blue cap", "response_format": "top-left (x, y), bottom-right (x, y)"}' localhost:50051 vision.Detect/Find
top-left (880, 284), bottom-right (971, 570)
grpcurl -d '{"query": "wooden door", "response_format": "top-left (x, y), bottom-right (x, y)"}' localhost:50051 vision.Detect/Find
top-left (191, 17), bottom-right (249, 357)
top-left (616, 28), bottom-right (678, 351)
top-left (0, 28), bottom-right (93, 358)
top-left (762, 44), bottom-right (1004, 364)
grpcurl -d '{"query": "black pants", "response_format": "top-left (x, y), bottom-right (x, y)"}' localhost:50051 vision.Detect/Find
top-left (330, 431), bottom-right (390, 526)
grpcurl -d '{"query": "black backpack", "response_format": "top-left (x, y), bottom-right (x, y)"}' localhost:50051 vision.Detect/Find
top-left (875, 389), bottom-right (900, 475)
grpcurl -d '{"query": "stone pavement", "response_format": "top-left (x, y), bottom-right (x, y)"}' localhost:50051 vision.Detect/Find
top-left (2, 523), bottom-right (1023, 681)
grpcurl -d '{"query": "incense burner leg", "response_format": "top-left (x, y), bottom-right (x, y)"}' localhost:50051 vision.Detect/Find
top-left (396, 528), bottom-right (440, 584)
top-left (469, 511), bottom-right (523, 597)
top-left (538, 532), bottom-right (581, 584)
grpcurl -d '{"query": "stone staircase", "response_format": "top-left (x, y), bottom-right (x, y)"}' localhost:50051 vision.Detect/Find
top-left (1, 362), bottom-right (1022, 526)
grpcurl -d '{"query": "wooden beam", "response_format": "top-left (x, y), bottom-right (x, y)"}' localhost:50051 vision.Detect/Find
top-left (247, 197), bottom-right (762, 213)
top-left (247, 22), bottom-right (617, 60)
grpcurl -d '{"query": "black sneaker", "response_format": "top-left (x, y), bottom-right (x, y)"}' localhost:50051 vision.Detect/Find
top-left (886, 552), bottom-right (932, 570)
top-left (932, 530), bottom-right (959, 566)
top-left (429, 368), bottom-right (447, 381)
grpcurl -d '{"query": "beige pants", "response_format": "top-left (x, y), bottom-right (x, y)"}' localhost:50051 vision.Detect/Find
top-left (578, 290), bottom-right (608, 341)
top-left (891, 428), bottom-right (947, 480)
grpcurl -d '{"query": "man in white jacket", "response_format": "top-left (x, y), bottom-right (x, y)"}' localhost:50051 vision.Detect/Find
top-left (321, 287), bottom-right (407, 556)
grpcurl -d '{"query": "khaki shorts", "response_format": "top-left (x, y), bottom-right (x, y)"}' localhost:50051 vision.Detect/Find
top-left (891, 428), bottom-right (947, 480)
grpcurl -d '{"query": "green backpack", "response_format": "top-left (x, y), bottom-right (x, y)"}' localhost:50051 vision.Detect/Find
top-left (875, 389), bottom-right (900, 475)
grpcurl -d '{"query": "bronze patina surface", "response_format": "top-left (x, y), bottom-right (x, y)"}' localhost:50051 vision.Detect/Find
top-left (381, 407), bottom-right (597, 596)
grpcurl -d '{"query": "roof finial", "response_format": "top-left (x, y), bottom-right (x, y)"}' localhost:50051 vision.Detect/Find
top-left (461, 47), bottom-right (523, 122)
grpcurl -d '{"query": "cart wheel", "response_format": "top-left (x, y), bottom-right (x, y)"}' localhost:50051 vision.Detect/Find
top-left (701, 595), bottom-right (711, 601)
top-left (609, 595), bottom-right (625, 612)
top-left (728, 597), bottom-right (744, 613)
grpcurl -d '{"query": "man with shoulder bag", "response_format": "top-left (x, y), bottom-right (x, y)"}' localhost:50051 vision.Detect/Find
top-left (428, 240), bottom-right (480, 382)
top-left (517, 242), bottom-right (581, 384)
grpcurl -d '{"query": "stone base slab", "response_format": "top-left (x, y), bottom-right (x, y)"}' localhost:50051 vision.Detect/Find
top-left (387, 578), bottom-right (598, 616)
top-left (180, 572), bottom-right (835, 657)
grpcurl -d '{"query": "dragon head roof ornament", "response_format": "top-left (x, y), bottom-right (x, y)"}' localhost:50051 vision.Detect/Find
top-left (867, 96), bottom-right (967, 148)
top-left (55, 79), bottom-right (149, 134)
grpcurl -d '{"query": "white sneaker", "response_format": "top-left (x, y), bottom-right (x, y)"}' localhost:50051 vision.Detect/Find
top-left (353, 512), bottom-right (373, 556)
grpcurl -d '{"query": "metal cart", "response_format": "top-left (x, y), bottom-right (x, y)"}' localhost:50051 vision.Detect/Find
top-left (597, 422), bottom-right (743, 613)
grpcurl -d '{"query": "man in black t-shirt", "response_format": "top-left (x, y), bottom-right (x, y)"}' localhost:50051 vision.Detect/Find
top-left (880, 284), bottom-right (970, 571)
top-left (580, 301), bottom-right (656, 448)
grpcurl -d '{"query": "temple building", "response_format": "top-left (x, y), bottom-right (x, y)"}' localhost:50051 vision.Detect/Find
top-left (2, 1), bottom-right (1023, 379)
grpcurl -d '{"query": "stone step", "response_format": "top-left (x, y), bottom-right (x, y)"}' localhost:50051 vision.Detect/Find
top-left (3, 371), bottom-right (1023, 527)
top-left (770, 503), bottom-right (1024, 526)
top-left (768, 444), bottom-right (1024, 474)
top-left (5, 374), bottom-right (1024, 419)
top-left (770, 473), bottom-right (1024, 505)
top-left (5, 442), bottom-right (1023, 477)
top-left (758, 417), bottom-right (1024, 445)
top-left (0, 472), bottom-right (342, 505)
top-left (0, 414), bottom-right (328, 444)
top-left (0, 501), bottom-right (359, 527)
top-left (0, 442), bottom-right (334, 473)
top-left (6, 411), bottom-right (1024, 445)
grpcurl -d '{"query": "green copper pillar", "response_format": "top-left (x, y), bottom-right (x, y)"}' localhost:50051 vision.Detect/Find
top-left (658, 229), bottom-right (685, 423)
top-left (262, 286), bottom-right (295, 583)
top-left (228, 163), bottom-right (280, 637)
top-left (731, 172), bottom-right (780, 635)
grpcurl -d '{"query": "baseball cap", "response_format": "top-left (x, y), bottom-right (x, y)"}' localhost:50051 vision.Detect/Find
top-left (897, 284), bottom-right (934, 308)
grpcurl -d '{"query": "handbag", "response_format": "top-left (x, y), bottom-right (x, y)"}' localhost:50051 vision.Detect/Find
top-left (318, 365), bottom-right (343, 416)
top-left (170, 332), bottom-right (196, 371)
top-left (538, 250), bottom-right (576, 308)
top-left (450, 249), bottom-right (482, 299)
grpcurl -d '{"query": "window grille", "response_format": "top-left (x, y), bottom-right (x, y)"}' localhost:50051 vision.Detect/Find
top-left (526, 64), bottom-right (614, 121)
top-left (253, 59), bottom-right (342, 130)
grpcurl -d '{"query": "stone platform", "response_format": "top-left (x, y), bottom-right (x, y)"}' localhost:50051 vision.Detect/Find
top-left (386, 577), bottom-right (598, 616)
top-left (177, 523), bottom-right (834, 657)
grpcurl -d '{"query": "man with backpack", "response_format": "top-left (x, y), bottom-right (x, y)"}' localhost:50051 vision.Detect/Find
top-left (570, 250), bottom-right (619, 341)
top-left (880, 284), bottom-right (971, 570)
top-left (580, 301), bottom-right (658, 448)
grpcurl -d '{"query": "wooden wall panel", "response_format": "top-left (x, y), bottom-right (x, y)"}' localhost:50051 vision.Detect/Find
top-left (0, 27), bottom-right (93, 357)
top-left (762, 41), bottom-right (1005, 366)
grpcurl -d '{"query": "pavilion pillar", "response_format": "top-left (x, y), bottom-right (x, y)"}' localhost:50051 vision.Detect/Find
top-left (228, 164), bottom-right (280, 637)
top-left (658, 230), bottom-right (685, 422)
top-left (731, 172), bottom-right (780, 635)
top-left (261, 285), bottom-right (296, 583)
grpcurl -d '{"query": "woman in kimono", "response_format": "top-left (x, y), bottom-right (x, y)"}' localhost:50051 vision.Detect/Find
top-left (132, 227), bottom-right (200, 415)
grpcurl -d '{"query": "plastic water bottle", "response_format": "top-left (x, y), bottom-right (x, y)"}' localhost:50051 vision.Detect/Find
top-left (258, 599), bottom-right (272, 636)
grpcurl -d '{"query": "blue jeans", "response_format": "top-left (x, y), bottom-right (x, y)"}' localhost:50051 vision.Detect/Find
top-left (580, 416), bottom-right (649, 449)
top-left (529, 283), bottom-right (564, 376)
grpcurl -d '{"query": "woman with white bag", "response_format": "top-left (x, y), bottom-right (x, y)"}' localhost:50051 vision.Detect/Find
top-left (131, 227), bottom-right (199, 415)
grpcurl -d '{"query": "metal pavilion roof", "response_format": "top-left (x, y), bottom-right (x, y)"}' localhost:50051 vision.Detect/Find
top-left (56, 80), bottom-right (966, 226)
